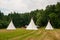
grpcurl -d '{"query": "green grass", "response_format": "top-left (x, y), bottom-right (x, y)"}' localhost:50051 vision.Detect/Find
top-left (0, 28), bottom-right (60, 40)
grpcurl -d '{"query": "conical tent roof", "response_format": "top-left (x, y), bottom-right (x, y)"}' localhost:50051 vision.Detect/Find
top-left (45, 21), bottom-right (53, 30)
top-left (26, 18), bottom-right (38, 30)
top-left (7, 20), bottom-right (16, 30)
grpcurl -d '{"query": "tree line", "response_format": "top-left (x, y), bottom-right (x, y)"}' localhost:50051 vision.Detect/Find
top-left (0, 2), bottom-right (60, 29)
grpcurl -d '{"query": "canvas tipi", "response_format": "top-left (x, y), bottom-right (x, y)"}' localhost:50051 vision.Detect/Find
top-left (7, 20), bottom-right (16, 30)
top-left (45, 20), bottom-right (53, 30)
top-left (26, 18), bottom-right (38, 30)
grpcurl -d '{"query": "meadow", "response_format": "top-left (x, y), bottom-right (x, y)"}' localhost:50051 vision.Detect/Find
top-left (0, 28), bottom-right (60, 40)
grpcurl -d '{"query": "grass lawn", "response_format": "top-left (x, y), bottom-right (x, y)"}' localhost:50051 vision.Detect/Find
top-left (0, 28), bottom-right (60, 40)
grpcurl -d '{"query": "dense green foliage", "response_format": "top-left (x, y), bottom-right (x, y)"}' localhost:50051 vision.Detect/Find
top-left (0, 2), bottom-right (60, 29)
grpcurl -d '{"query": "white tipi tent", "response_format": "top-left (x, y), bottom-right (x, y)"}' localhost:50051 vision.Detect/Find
top-left (7, 20), bottom-right (16, 30)
top-left (26, 18), bottom-right (38, 30)
top-left (45, 20), bottom-right (53, 30)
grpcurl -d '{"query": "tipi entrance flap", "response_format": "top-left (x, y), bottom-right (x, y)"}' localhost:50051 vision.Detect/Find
top-left (7, 20), bottom-right (16, 30)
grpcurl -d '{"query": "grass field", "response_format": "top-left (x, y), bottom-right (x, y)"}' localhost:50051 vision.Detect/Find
top-left (0, 28), bottom-right (60, 40)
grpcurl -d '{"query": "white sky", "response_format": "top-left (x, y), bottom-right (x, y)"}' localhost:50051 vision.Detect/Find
top-left (0, 0), bottom-right (60, 15)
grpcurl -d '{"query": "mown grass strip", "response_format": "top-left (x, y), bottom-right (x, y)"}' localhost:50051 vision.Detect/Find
top-left (19, 30), bottom-right (37, 40)
top-left (0, 28), bottom-right (31, 40)
top-left (9, 30), bottom-right (34, 40)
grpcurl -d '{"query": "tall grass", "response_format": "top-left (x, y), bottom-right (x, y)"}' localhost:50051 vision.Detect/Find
top-left (0, 28), bottom-right (60, 40)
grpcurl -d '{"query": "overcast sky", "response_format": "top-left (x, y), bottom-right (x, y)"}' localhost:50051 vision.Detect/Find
top-left (0, 0), bottom-right (60, 15)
